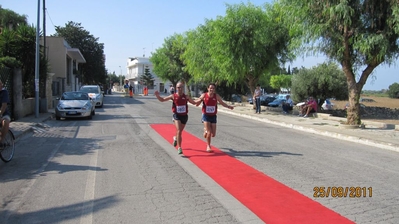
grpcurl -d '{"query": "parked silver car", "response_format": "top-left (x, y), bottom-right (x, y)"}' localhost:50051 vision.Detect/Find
top-left (80, 85), bottom-right (104, 107)
top-left (55, 91), bottom-right (95, 120)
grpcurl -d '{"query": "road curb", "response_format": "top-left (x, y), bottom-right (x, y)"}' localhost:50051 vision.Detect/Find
top-left (218, 108), bottom-right (399, 153)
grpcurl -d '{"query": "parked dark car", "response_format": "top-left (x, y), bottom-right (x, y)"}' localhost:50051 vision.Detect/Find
top-left (248, 95), bottom-right (276, 106)
top-left (247, 96), bottom-right (254, 104)
top-left (260, 95), bottom-right (276, 106)
top-left (231, 94), bottom-right (242, 103)
top-left (267, 98), bottom-right (286, 107)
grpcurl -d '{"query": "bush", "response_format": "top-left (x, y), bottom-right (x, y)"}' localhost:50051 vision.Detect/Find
top-left (387, 82), bottom-right (399, 98)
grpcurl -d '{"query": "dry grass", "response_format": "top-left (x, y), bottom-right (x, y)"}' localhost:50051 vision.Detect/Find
top-left (331, 95), bottom-right (399, 109)
top-left (331, 95), bottom-right (399, 124)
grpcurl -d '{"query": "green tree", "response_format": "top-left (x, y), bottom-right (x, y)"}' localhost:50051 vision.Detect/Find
top-left (184, 2), bottom-right (290, 96)
top-left (141, 66), bottom-right (154, 87)
top-left (270, 75), bottom-right (292, 93)
top-left (54, 21), bottom-right (106, 85)
top-left (151, 33), bottom-right (189, 91)
top-left (0, 6), bottom-right (27, 30)
top-left (290, 62), bottom-right (348, 107)
top-left (0, 7), bottom-right (48, 98)
top-left (387, 82), bottom-right (399, 98)
top-left (107, 71), bottom-right (122, 85)
top-left (281, 0), bottom-right (399, 125)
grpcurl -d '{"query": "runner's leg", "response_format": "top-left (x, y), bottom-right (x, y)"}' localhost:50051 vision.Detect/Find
top-left (203, 121), bottom-right (212, 151)
top-left (174, 120), bottom-right (183, 147)
top-left (211, 123), bottom-right (217, 137)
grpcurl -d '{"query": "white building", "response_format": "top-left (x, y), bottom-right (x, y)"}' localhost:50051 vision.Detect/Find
top-left (126, 57), bottom-right (172, 95)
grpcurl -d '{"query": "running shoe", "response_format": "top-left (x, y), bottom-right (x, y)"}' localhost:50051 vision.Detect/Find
top-left (173, 136), bottom-right (177, 147)
top-left (177, 147), bottom-right (183, 154)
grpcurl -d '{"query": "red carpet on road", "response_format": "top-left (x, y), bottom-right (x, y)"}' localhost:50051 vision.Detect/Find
top-left (151, 124), bottom-right (353, 224)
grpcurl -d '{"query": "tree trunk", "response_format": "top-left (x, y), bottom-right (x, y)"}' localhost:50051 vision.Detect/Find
top-left (342, 60), bottom-right (377, 125)
top-left (346, 84), bottom-right (361, 125)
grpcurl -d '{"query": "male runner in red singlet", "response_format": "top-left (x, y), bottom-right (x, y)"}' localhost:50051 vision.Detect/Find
top-left (197, 83), bottom-right (234, 152)
top-left (155, 82), bottom-right (197, 155)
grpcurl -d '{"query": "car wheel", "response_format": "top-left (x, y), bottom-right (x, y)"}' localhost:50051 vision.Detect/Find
top-left (92, 110), bottom-right (95, 116)
top-left (98, 103), bottom-right (103, 108)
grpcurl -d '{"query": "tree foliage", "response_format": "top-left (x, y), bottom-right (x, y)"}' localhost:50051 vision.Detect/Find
top-left (107, 71), bottom-right (123, 86)
top-left (150, 33), bottom-right (187, 89)
top-left (387, 82), bottom-right (399, 98)
top-left (0, 7), bottom-right (47, 98)
top-left (54, 21), bottom-right (106, 85)
top-left (280, 0), bottom-right (399, 124)
top-left (290, 62), bottom-right (348, 106)
top-left (0, 6), bottom-right (27, 30)
top-left (270, 75), bottom-right (292, 92)
top-left (141, 66), bottom-right (154, 87)
top-left (183, 2), bottom-right (291, 96)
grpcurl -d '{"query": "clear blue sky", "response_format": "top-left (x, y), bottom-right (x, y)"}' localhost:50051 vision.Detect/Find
top-left (2, 0), bottom-right (398, 90)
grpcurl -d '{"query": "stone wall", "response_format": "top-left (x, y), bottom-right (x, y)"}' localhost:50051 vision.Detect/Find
top-left (273, 105), bottom-right (399, 120)
top-left (20, 98), bottom-right (36, 117)
top-left (320, 107), bottom-right (399, 119)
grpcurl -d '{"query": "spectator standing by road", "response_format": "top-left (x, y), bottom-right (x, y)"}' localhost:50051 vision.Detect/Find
top-left (0, 80), bottom-right (11, 148)
top-left (253, 84), bottom-right (262, 114)
top-left (169, 85), bottom-right (175, 94)
top-left (129, 84), bottom-right (134, 98)
top-left (299, 97), bottom-right (318, 118)
top-left (154, 82), bottom-right (198, 155)
top-left (282, 95), bottom-right (293, 114)
top-left (123, 80), bottom-right (129, 97)
top-left (197, 83), bottom-right (234, 153)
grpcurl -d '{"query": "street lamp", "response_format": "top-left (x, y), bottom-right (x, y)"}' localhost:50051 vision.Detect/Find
top-left (119, 66), bottom-right (122, 91)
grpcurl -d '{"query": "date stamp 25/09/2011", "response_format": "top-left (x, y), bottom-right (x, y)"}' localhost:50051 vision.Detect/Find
top-left (313, 187), bottom-right (372, 198)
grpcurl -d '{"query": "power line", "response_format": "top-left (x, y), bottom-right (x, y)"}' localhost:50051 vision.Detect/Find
top-left (45, 8), bottom-right (56, 30)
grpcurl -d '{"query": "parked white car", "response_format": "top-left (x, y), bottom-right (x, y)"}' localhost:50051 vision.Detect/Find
top-left (80, 85), bottom-right (104, 108)
top-left (321, 99), bottom-right (334, 110)
top-left (55, 91), bottom-right (95, 120)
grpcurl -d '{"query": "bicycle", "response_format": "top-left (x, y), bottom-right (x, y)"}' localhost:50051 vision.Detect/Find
top-left (0, 123), bottom-right (15, 163)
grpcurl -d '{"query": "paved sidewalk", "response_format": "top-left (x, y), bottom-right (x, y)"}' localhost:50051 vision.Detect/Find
top-left (217, 103), bottom-right (399, 153)
top-left (9, 102), bottom-right (399, 153)
top-left (9, 112), bottom-right (54, 140)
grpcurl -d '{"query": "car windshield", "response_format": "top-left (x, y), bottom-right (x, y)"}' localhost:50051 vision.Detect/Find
top-left (61, 92), bottom-right (89, 100)
top-left (80, 87), bottom-right (99, 93)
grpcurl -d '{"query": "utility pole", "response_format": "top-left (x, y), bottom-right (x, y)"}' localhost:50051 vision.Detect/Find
top-left (35, 0), bottom-right (41, 118)
top-left (42, 0), bottom-right (47, 103)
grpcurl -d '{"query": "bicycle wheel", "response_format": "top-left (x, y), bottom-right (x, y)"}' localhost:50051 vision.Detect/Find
top-left (0, 130), bottom-right (15, 162)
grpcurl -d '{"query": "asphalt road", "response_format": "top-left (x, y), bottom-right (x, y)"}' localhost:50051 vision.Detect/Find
top-left (1, 93), bottom-right (398, 224)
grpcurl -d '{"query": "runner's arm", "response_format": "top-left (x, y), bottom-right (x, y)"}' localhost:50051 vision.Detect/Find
top-left (194, 94), bottom-right (205, 106)
top-left (187, 96), bottom-right (197, 105)
top-left (216, 94), bottom-right (234, 110)
top-left (154, 91), bottom-right (173, 102)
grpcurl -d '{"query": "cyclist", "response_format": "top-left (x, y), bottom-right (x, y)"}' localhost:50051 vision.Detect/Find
top-left (0, 80), bottom-right (11, 148)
